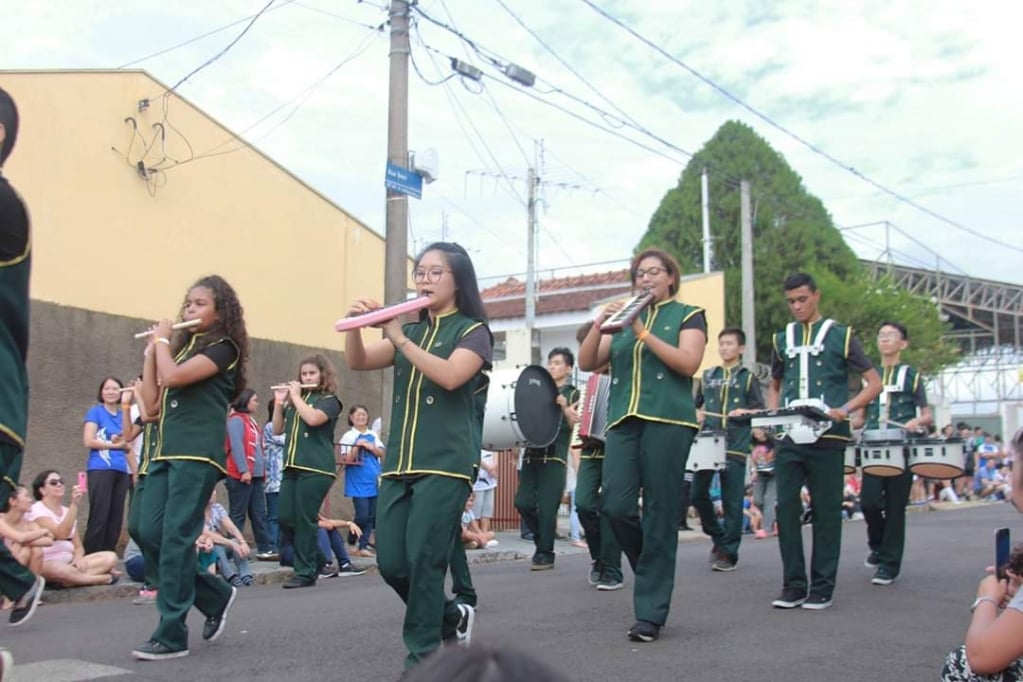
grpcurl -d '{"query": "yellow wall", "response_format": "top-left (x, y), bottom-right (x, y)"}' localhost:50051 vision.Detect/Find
top-left (677, 271), bottom-right (726, 374)
top-left (1, 70), bottom-right (386, 349)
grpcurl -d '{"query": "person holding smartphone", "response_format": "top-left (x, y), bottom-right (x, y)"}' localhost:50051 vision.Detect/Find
top-left (940, 428), bottom-right (1023, 681)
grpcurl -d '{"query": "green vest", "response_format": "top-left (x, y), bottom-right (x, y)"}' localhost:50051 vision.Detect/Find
top-left (524, 383), bottom-right (579, 465)
top-left (385, 310), bottom-right (490, 480)
top-left (155, 334), bottom-right (239, 472)
top-left (283, 391), bottom-right (341, 477)
top-left (0, 193), bottom-right (30, 450)
top-left (773, 319), bottom-right (853, 442)
top-left (865, 363), bottom-right (923, 430)
top-left (138, 421), bottom-right (158, 477)
top-left (608, 299), bottom-right (702, 430)
top-left (579, 444), bottom-right (605, 461)
top-left (702, 365), bottom-right (759, 456)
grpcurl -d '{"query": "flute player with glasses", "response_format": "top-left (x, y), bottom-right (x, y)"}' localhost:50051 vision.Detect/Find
top-left (578, 247), bottom-right (707, 644)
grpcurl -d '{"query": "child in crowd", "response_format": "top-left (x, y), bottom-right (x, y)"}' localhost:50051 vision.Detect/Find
top-left (461, 493), bottom-right (497, 550)
top-left (205, 492), bottom-right (252, 586)
top-left (750, 428), bottom-right (777, 539)
top-left (742, 486), bottom-right (761, 535)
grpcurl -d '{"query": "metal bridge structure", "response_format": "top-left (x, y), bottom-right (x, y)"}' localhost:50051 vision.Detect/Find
top-left (860, 259), bottom-right (1023, 416)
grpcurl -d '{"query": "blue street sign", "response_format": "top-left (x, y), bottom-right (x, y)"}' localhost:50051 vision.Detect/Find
top-left (385, 161), bottom-right (423, 200)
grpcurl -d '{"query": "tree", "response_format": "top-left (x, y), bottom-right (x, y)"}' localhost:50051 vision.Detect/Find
top-left (637, 120), bottom-right (957, 373)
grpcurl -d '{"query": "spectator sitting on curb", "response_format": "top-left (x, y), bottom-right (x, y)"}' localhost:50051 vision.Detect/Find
top-left (1, 485), bottom-right (53, 578)
top-left (462, 493), bottom-right (497, 550)
top-left (205, 491), bottom-right (253, 586)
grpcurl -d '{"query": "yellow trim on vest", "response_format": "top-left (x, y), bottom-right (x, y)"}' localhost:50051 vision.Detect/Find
top-left (382, 469), bottom-right (472, 482)
top-left (403, 322), bottom-right (442, 472)
top-left (154, 454), bottom-right (227, 474)
top-left (0, 240), bottom-right (30, 267)
top-left (0, 424), bottom-right (25, 448)
top-left (283, 463), bottom-right (335, 478)
top-left (843, 327), bottom-right (852, 358)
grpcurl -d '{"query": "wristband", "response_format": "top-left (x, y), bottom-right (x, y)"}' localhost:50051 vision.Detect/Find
top-left (637, 329), bottom-right (650, 343)
top-left (971, 596), bottom-right (999, 613)
top-left (156, 337), bottom-right (171, 346)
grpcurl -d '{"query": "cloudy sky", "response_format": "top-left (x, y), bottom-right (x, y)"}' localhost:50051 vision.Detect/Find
top-left (4, 0), bottom-right (1022, 286)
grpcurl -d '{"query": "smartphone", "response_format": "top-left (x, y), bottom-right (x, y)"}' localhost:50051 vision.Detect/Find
top-left (996, 527), bottom-right (1011, 580)
top-left (77, 471), bottom-right (88, 493)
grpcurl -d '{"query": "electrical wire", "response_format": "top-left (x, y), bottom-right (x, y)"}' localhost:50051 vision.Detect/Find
top-left (578, 0), bottom-right (1023, 255)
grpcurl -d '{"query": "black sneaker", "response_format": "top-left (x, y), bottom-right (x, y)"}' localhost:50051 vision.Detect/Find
top-left (337, 563), bottom-right (367, 577)
top-left (588, 561), bottom-right (602, 586)
top-left (864, 550), bottom-right (880, 568)
top-left (9, 575), bottom-right (44, 628)
top-left (319, 564), bottom-right (339, 579)
top-left (711, 554), bottom-right (738, 572)
top-left (771, 588), bottom-right (807, 609)
top-left (454, 603), bottom-right (475, 647)
top-left (708, 545), bottom-right (721, 563)
top-left (871, 567), bottom-right (896, 586)
top-left (282, 576), bottom-right (317, 589)
top-left (132, 640), bottom-right (189, 661)
top-left (626, 620), bottom-right (660, 642)
top-left (596, 575), bottom-right (624, 591)
top-left (801, 593), bottom-right (833, 610)
top-left (530, 555), bottom-right (555, 571)
top-left (202, 585), bottom-right (237, 642)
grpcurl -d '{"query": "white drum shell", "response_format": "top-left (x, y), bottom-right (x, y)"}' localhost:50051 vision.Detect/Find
top-left (844, 445), bottom-right (860, 475)
top-left (481, 367), bottom-right (559, 450)
top-left (860, 442), bottom-right (906, 477)
top-left (686, 431), bottom-right (726, 472)
top-left (907, 439), bottom-right (966, 480)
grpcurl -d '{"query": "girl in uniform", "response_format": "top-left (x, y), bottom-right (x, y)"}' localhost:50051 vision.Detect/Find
top-left (272, 354), bottom-right (343, 589)
top-left (345, 241), bottom-right (492, 670)
top-left (578, 247), bottom-right (707, 644)
top-left (133, 274), bottom-right (248, 661)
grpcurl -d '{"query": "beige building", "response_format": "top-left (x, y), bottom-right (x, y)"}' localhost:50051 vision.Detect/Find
top-left (2, 70), bottom-right (391, 518)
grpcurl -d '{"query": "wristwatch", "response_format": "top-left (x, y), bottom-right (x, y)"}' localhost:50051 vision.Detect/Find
top-left (970, 596), bottom-right (999, 612)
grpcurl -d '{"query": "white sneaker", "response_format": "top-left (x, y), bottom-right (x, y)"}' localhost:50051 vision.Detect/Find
top-left (455, 604), bottom-right (475, 647)
top-left (485, 539), bottom-right (499, 548)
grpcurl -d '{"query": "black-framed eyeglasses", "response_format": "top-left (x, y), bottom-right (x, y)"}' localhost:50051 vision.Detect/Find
top-left (412, 268), bottom-right (450, 283)
top-left (46, 478), bottom-right (65, 486)
top-left (635, 266), bottom-right (666, 279)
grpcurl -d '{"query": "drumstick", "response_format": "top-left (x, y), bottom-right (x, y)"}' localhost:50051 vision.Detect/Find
top-left (270, 383), bottom-right (319, 390)
top-left (701, 409), bottom-right (765, 419)
top-left (133, 318), bottom-right (201, 339)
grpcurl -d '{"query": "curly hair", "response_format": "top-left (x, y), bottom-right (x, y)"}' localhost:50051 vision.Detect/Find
top-left (1007, 542), bottom-right (1023, 579)
top-left (170, 275), bottom-right (249, 399)
top-left (298, 353), bottom-right (339, 395)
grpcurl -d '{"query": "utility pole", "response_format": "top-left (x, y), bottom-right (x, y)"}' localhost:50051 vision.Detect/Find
top-left (525, 165), bottom-right (538, 338)
top-left (382, 0), bottom-right (410, 427)
top-left (740, 180), bottom-right (756, 369)
top-left (701, 168), bottom-right (712, 273)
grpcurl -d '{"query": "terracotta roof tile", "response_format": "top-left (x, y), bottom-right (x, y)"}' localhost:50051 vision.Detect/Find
top-left (482, 270), bottom-right (633, 320)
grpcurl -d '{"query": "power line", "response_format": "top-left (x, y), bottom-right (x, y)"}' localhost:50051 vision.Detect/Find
top-left (167, 0), bottom-right (278, 93)
top-left (578, 0), bottom-right (1023, 255)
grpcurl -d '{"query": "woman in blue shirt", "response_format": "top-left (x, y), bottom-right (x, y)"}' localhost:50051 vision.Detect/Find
top-left (81, 376), bottom-right (135, 554)
top-left (338, 405), bottom-right (384, 557)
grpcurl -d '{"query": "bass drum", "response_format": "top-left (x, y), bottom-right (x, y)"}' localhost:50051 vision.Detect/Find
top-left (482, 366), bottom-right (561, 450)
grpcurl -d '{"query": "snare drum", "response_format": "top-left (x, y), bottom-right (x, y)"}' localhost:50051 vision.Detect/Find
top-left (860, 428), bottom-right (907, 477)
top-left (686, 430), bottom-right (726, 472)
top-left (843, 444), bottom-right (860, 475)
top-left (907, 438), bottom-right (966, 479)
top-left (481, 366), bottom-right (560, 450)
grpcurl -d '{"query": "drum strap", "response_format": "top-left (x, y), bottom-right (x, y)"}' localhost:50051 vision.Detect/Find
top-left (879, 365), bottom-right (909, 425)
top-left (784, 319), bottom-right (835, 401)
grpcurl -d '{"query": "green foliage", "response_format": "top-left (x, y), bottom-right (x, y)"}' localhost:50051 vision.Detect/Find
top-left (638, 120), bottom-right (957, 373)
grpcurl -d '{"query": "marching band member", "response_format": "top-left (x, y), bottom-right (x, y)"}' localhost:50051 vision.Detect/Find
top-left (514, 348), bottom-right (579, 571)
top-left (134, 275), bottom-right (248, 660)
top-left (579, 247), bottom-right (707, 643)
top-left (861, 321), bottom-right (931, 586)
top-left (693, 327), bottom-right (764, 572)
top-left (572, 323), bottom-right (624, 592)
top-left (272, 354), bottom-right (343, 589)
top-left (768, 273), bottom-right (880, 611)
top-left (344, 242), bottom-right (492, 671)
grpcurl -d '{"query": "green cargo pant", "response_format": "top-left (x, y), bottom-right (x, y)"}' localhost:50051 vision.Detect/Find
top-left (575, 455), bottom-right (623, 581)
top-left (514, 458), bottom-right (566, 562)
top-left (775, 441), bottom-right (845, 599)
top-left (138, 459), bottom-right (232, 651)
top-left (377, 475), bottom-right (470, 669)
top-left (691, 454), bottom-right (748, 561)
top-left (0, 441), bottom-right (35, 602)
top-left (279, 470), bottom-right (333, 582)
top-left (126, 474), bottom-right (158, 587)
top-left (861, 466), bottom-right (913, 576)
top-left (602, 418), bottom-right (694, 626)
top-left (448, 527), bottom-right (477, 607)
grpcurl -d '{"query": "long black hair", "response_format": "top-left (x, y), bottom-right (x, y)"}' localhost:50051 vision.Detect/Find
top-left (415, 242), bottom-right (488, 323)
top-left (0, 87), bottom-right (19, 165)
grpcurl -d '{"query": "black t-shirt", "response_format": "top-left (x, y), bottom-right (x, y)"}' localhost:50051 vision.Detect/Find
top-left (0, 176), bottom-right (29, 261)
top-left (314, 396), bottom-right (343, 421)
top-left (457, 324), bottom-right (495, 370)
top-left (201, 340), bottom-right (239, 372)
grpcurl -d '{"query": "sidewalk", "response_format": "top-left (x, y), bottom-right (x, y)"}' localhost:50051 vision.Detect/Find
top-left (35, 499), bottom-right (1005, 605)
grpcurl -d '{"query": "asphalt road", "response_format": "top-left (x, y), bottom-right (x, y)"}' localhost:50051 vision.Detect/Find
top-left (5, 503), bottom-right (1013, 682)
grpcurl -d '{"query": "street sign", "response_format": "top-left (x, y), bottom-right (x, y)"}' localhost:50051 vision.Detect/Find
top-left (385, 161), bottom-right (423, 200)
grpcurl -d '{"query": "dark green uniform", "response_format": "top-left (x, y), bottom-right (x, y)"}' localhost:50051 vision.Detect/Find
top-left (861, 363), bottom-right (926, 578)
top-left (138, 334), bottom-right (239, 652)
top-left (375, 310), bottom-right (491, 669)
top-left (515, 382), bottom-right (578, 565)
top-left (575, 441), bottom-right (623, 583)
top-left (692, 364), bottom-right (764, 563)
top-left (278, 390), bottom-right (342, 584)
top-left (127, 420), bottom-right (159, 587)
top-left (602, 299), bottom-right (706, 627)
top-left (0, 174), bottom-right (37, 603)
top-left (771, 319), bottom-right (872, 601)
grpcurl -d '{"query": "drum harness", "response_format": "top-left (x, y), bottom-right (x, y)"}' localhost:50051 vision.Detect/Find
top-left (781, 320), bottom-right (836, 444)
